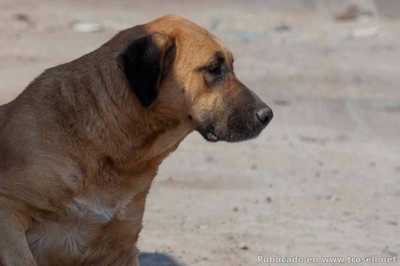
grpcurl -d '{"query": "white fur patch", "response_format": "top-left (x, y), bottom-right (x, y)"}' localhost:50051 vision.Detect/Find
top-left (71, 197), bottom-right (114, 222)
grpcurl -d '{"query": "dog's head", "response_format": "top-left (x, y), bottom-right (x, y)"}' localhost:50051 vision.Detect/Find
top-left (118, 15), bottom-right (273, 142)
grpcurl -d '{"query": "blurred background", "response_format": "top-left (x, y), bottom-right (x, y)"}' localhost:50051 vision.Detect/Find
top-left (0, 0), bottom-right (399, 265)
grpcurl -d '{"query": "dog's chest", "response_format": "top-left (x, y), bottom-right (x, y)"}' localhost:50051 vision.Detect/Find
top-left (27, 190), bottom-right (142, 265)
top-left (70, 193), bottom-right (131, 222)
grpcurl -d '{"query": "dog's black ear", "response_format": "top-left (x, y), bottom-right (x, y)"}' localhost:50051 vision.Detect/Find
top-left (119, 33), bottom-right (175, 107)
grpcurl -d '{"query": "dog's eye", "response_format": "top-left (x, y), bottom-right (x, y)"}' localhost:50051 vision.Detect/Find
top-left (207, 63), bottom-right (223, 77)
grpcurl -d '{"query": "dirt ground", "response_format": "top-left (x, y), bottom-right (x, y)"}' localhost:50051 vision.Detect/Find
top-left (0, 1), bottom-right (399, 265)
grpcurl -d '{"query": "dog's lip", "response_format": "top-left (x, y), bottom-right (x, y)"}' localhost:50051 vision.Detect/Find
top-left (205, 131), bottom-right (219, 142)
top-left (197, 126), bottom-right (219, 142)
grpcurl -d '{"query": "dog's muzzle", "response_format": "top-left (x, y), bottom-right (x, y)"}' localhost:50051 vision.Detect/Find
top-left (199, 104), bottom-right (273, 143)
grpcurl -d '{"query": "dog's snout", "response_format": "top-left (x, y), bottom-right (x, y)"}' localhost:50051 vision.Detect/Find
top-left (256, 107), bottom-right (273, 126)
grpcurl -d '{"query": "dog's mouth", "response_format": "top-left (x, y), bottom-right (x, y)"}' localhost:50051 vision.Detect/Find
top-left (205, 131), bottom-right (219, 142)
top-left (197, 119), bottom-right (271, 143)
top-left (198, 127), bottom-right (219, 142)
top-left (195, 122), bottom-right (221, 142)
top-left (195, 106), bottom-right (273, 143)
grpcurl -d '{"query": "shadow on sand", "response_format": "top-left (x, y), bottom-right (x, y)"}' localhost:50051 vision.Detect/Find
top-left (139, 252), bottom-right (184, 266)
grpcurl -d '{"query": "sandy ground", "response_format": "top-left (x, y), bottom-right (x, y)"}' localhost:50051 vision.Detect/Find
top-left (0, 1), bottom-right (399, 265)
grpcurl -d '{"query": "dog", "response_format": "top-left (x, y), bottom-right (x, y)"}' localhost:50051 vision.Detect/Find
top-left (0, 15), bottom-right (273, 266)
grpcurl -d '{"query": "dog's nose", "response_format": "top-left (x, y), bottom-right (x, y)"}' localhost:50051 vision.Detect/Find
top-left (256, 107), bottom-right (273, 126)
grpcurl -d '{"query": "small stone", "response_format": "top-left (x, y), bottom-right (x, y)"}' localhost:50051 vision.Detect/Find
top-left (240, 244), bottom-right (249, 250)
top-left (13, 13), bottom-right (33, 24)
top-left (205, 155), bottom-right (214, 163)
top-left (265, 197), bottom-right (272, 203)
top-left (233, 207), bottom-right (239, 212)
top-left (12, 13), bottom-right (35, 29)
top-left (335, 4), bottom-right (360, 21)
top-left (351, 26), bottom-right (379, 39)
top-left (273, 99), bottom-right (290, 106)
top-left (299, 136), bottom-right (327, 145)
top-left (72, 21), bottom-right (103, 33)
top-left (274, 23), bottom-right (291, 32)
top-left (387, 221), bottom-right (398, 226)
top-left (326, 195), bottom-right (339, 202)
top-left (198, 224), bottom-right (208, 231)
top-left (226, 235), bottom-right (235, 241)
top-left (165, 176), bottom-right (174, 184)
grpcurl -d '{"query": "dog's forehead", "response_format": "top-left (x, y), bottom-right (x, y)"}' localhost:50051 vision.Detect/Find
top-left (146, 15), bottom-right (210, 36)
top-left (146, 15), bottom-right (232, 63)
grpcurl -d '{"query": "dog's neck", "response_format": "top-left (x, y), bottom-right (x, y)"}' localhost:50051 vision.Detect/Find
top-left (43, 55), bottom-right (192, 178)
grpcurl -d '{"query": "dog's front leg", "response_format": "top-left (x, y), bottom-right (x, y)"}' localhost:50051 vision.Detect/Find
top-left (82, 246), bottom-right (140, 266)
top-left (0, 209), bottom-right (37, 266)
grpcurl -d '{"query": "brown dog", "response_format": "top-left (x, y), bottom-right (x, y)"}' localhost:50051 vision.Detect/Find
top-left (0, 15), bottom-right (273, 266)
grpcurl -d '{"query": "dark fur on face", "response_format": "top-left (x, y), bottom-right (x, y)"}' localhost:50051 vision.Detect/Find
top-left (190, 51), bottom-right (273, 142)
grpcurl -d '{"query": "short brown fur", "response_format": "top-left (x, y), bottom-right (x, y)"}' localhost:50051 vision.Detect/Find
top-left (0, 15), bottom-right (272, 266)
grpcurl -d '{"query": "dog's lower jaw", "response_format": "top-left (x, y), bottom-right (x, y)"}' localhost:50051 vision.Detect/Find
top-left (132, 121), bottom-right (193, 164)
